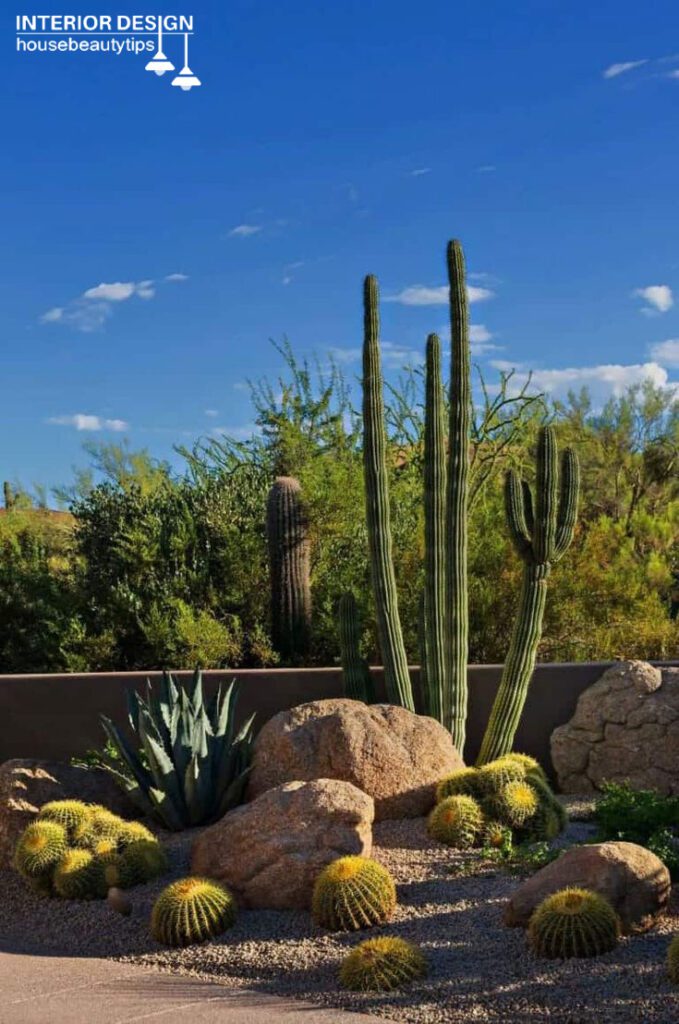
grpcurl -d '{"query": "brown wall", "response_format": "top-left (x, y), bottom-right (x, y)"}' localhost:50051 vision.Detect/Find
top-left (2, 661), bottom-right (659, 772)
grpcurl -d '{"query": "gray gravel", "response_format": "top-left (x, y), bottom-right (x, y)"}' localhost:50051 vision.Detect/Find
top-left (4, 814), bottom-right (679, 1024)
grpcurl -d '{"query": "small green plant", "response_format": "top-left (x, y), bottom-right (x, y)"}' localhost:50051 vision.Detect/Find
top-left (528, 888), bottom-right (620, 959)
top-left (646, 828), bottom-right (679, 881)
top-left (481, 820), bottom-right (513, 854)
top-left (595, 781), bottom-right (679, 845)
top-left (312, 856), bottom-right (396, 932)
top-left (667, 934), bottom-right (679, 984)
top-left (53, 848), bottom-right (107, 900)
top-left (151, 877), bottom-right (237, 946)
top-left (340, 937), bottom-right (427, 992)
top-left (99, 670), bottom-right (255, 830)
top-left (14, 821), bottom-right (68, 880)
top-left (427, 794), bottom-right (484, 849)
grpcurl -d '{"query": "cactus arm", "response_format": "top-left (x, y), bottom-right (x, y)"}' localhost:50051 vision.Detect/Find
top-left (338, 591), bottom-right (375, 703)
top-left (362, 275), bottom-right (414, 710)
top-left (475, 564), bottom-right (549, 765)
top-left (505, 470), bottom-right (533, 559)
top-left (533, 426), bottom-right (558, 562)
top-left (445, 240), bottom-right (471, 748)
top-left (423, 332), bottom-right (447, 722)
top-left (553, 448), bottom-right (580, 561)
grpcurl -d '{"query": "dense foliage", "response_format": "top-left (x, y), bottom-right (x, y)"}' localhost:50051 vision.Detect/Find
top-left (1, 340), bottom-right (678, 672)
top-left (594, 781), bottom-right (679, 878)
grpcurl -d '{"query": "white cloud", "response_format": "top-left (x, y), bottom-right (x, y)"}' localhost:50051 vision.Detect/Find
top-left (668, 70), bottom-right (679, 79)
top-left (327, 342), bottom-right (421, 369)
top-left (165, 272), bottom-right (188, 282)
top-left (477, 165), bottom-right (496, 173)
top-left (83, 282), bottom-right (136, 302)
top-left (212, 423), bottom-right (259, 440)
top-left (386, 284), bottom-right (494, 306)
top-left (634, 284), bottom-right (674, 314)
top-left (204, 409), bottom-right (219, 417)
top-left (229, 224), bottom-right (262, 237)
top-left (490, 360), bottom-right (672, 405)
top-left (40, 307), bottom-right (64, 323)
top-left (48, 414), bottom-right (129, 432)
top-left (410, 167), bottom-right (431, 177)
top-left (136, 280), bottom-right (155, 299)
top-left (469, 324), bottom-right (492, 343)
top-left (649, 338), bottom-right (679, 366)
top-left (603, 59), bottom-right (648, 79)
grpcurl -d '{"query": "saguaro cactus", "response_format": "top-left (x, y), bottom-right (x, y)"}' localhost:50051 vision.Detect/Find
top-left (3, 481), bottom-right (15, 510)
top-left (422, 333), bottom-right (447, 723)
top-left (362, 275), bottom-right (414, 710)
top-left (338, 591), bottom-right (375, 703)
top-left (476, 426), bottom-right (579, 764)
top-left (445, 241), bottom-right (471, 749)
top-left (266, 476), bottom-right (311, 662)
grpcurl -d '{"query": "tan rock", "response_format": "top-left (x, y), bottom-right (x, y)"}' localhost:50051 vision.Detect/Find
top-left (191, 778), bottom-right (373, 909)
top-left (0, 758), bottom-right (136, 868)
top-left (550, 662), bottom-right (679, 794)
top-left (247, 699), bottom-right (463, 820)
top-left (504, 841), bottom-right (670, 934)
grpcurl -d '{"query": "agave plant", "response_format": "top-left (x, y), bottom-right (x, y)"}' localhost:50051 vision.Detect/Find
top-left (99, 670), bottom-right (254, 830)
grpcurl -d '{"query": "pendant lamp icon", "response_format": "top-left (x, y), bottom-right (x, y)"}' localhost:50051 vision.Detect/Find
top-left (145, 22), bottom-right (175, 76)
top-left (171, 33), bottom-right (201, 91)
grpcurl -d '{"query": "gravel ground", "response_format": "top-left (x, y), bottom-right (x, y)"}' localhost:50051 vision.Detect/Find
top-left (4, 810), bottom-right (679, 1024)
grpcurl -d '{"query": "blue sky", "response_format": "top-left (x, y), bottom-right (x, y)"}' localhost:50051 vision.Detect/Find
top-left (4, 0), bottom-right (679, 491)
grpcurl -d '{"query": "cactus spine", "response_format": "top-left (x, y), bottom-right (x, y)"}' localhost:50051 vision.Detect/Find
top-left (477, 426), bottom-right (579, 764)
top-left (266, 476), bottom-right (311, 663)
top-left (362, 275), bottom-right (414, 710)
top-left (422, 333), bottom-right (447, 722)
top-left (338, 592), bottom-right (375, 703)
top-left (445, 241), bottom-right (471, 749)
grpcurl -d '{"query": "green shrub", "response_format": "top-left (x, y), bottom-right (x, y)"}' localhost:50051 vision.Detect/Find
top-left (340, 937), bottom-right (427, 991)
top-left (528, 888), bottom-right (619, 958)
top-left (595, 781), bottom-right (679, 845)
top-left (312, 856), bottom-right (396, 932)
top-left (151, 877), bottom-right (237, 946)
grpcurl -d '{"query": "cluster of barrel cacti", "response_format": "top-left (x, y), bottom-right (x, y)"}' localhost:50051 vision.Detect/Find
top-left (343, 239), bottom-right (579, 760)
top-left (430, 752), bottom-right (566, 848)
top-left (13, 800), bottom-right (167, 899)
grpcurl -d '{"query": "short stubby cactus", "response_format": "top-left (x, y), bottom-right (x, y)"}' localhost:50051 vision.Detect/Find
top-left (427, 794), bottom-right (484, 849)
top-left (312, 856), bottom-right (397, 932)
top-left (14, 821), bottom-right (68, 880)
top-left (117, 821), bottom-right (156, 847)
top-left (37, 800), bottom-right (93, 841)
top-left (478, 756), bottom-right (528, 794)
top-left (502, 753), bottom-right (548, 784)
top-left (340, 936), bottom-right (427, 992)
top-left (528, 888), bottom-right (620, 959)
top-left (53, 848), bottom-right (106, 900)
top-left (491, 780), bottom-right (539, 828)
top-left (667, 934), bottom-right (679, 983)
top-left (435, 767), bottom-right (483, 803)
top-left (151, 877), bottom-right (237, 947)
top-left (482, 820), bottom-right (513, 852)
top-left (120, 840), bottom-right (168, 885)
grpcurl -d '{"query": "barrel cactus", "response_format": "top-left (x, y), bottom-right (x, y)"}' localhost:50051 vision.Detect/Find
top-left (491, 780), bottom-right (540, 829)
top-left (120, 840), bottom-right (168, 884)
top-left (312, 856), bottom-right (396, 932)
top-left (14, 821), bottom-right (68, 880)
top-left (340, 937), bottom-right (427, 992)
top-left (54, 848), bottom-right (107, 900)
top-left (37, 800), bottom-right (93, 841)
top-left (436, 767), bottom-right (483, 803)
top-left (478, 756), bottom-right (528, 794)
top-left (482, 820), bottom-right (513, 852)
top-left (151, 877), bottom-right (237, 947)
top-left (427, 794), bottom-right (484, 849)
top-left (667, 934), bottom-right (679, 983)
top-left (117, 821), bottom-right (156, 847)
top-left (528, 888), bottom-right (620, 959)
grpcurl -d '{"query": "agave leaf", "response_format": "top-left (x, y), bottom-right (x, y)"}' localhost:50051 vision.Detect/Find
top-left (184, 752), bottom-right (214, 825)
top-left (213, 767), bottom-right (251, 821)
top-left (100, 714), bottom-right (154, 794)
top-left (126, 687), bottom-right (143, 735)
top-left (146, 786), bottom-right (186, 831)
top-left (137, 711), bottom-right (186, 819)
top-left (213, 678), bottom-right (237, 739)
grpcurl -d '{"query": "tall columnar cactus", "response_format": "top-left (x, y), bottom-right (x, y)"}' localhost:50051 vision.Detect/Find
top-left (422, 333), bottom-right (447, 722)
top-left (266, 476), bottom-right (312, 663)
top-left (338, 592), bottom-right (375, 703)
top-left (477, 426), bottom-right (580, 764)
top-left (3, 481), bottom-right (14, 510)
top-left (444, 240), bottom-right (471, 749)
top-left (362, 275), bottom-right (414, 711)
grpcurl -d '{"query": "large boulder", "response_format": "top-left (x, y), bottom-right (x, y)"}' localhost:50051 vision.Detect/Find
top-left (191, 778), bottom-right (373, 909)
top-left (504, 841), bottom-right (670, 934)
top-left (550, 661), bottom-right (679, 794)
top-left (247, 698), bottom-right (463, 820)
top-left (0, 759), bottom-right (136, 868)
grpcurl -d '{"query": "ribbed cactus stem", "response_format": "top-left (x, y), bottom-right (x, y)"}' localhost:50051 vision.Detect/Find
top-left (422, 333), bottom-right (447, 722)
top-left (362, 275), bottom-right (414, 711)
top-left (445, 240), bottom-right (471, 749)
top-left (338, 592), bottom-right (375, 703)
top-left (477, 426), bottom-right (580, 764)
top-left (266, 476), bottom-right (311, 662)
top-left (3, 481), bottom-right (14, 510)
